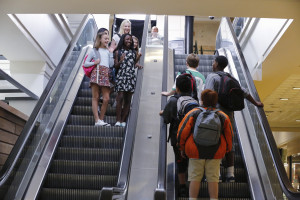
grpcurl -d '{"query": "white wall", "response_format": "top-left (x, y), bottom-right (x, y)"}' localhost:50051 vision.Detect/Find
top-left (239, 18), bottom-right (292, 80)
top-left (10, 61), bottom-right (47, 97)
top-left (15, 14), bottom-right (70, 66)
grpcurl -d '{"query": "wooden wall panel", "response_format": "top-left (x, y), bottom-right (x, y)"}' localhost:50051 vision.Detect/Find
top-left (0, 100), bottom-right (28, 169)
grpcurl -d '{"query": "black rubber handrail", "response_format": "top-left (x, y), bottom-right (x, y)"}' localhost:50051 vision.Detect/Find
top-left (154, 15), bottom-right (168, 200)
top-left (224, 17), bottom-right (300, 199)
top-left (99, 15), bottom-right (150, 200)
top-left (0, 14), bottom-right (94, 188)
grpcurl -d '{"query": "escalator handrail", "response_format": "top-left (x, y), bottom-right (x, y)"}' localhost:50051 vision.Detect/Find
top-left (223, 17), bottom-right (300, 199)
top-left (0, 14), bottom-right (95, 187)
top-left (154, 15), bottom-right (168, 200)
top-left (99, 15), bottom-right (150, 200)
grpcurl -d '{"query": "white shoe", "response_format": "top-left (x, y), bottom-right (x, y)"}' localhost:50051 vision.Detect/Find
top-left (95, 120), bottom-right (111, 126)
top-left (115, 121), bottom-right (121, 126)
top-left (121, 122), bottom-right (126, 127)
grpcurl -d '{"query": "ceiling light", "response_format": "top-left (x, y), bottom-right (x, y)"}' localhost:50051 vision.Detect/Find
top-left (280, 98), bottom-right (289, 101)
top-left (293, 87), bottom-right (300, 90)
top-left (296, 120), bottom-right (300, 122)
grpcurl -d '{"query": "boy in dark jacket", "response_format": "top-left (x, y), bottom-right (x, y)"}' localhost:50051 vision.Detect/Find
top-left (159, 74), bottom-right (199, 197)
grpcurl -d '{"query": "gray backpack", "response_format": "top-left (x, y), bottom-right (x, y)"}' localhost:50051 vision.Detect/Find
top-left (193, 107), bottom-right (222, 146)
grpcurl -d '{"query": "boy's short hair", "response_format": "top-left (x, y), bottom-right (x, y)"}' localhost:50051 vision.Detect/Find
top-left (176, 74), bottom-right (192, 94)
top-left (186, 53), bottom-right (199, 68)
top-left (215, 56), bottom-right (228, 70)
top-left (201, 89), bottom-right (218, 107)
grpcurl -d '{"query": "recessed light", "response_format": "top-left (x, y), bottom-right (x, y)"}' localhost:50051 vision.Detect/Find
top-left (296, 119), bottom-right (300, 122)
top-left (293, 87), bottom-right (300, 90)
top-left (280, 98), bottom-right (289, 101)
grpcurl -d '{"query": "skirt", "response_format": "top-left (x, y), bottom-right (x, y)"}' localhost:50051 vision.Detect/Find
top-left (90, 65), bottom-right (110, 87)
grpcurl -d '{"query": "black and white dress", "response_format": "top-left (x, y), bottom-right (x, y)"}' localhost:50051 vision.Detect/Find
top-left (115, 49), bottom-right (137, 92)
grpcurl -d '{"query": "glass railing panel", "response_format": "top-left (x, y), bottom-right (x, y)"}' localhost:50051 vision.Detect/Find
top-left (217, 17), bottom-right (284, 199)
top-left (0, 16), bottom-right (97, 200)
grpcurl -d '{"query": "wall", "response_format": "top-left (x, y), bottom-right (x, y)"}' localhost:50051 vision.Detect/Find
top-left (194, 20), bottom-right (219, 55)
top-left (0, 100), bottom-right (28, 170)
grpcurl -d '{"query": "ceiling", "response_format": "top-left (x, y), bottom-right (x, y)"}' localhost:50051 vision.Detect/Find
top-left (0, 0), bottom-right (300, 147)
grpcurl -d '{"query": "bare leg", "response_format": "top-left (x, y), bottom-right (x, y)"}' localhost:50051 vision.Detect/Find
top-left (116, 91), bottom-right (124, 122)
top-left (178, 173), bottom-right (186, 185)
top-left (189, 181), bottom-right (200, 198)
top-left (121, 92), bottom-right (133, 122)
top-left (91, 84), bottom-right (100, 122)
top-left (99, 86), bottom-right (110, 120)
top-left (208, 182), bottom-right (218, 199)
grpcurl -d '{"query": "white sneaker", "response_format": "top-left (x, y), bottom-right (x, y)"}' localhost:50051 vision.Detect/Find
top-left (95, 120), bottom-right (111, 126)
top-left (115, 121), bottom-right (121, 126)
top-left (121, 122), bottom-right (126, 127)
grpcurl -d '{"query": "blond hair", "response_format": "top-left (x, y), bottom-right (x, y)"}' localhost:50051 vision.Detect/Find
top-left (119, 19), bottom-right (131, 35)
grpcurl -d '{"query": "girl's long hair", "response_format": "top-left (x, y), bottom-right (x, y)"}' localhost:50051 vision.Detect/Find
top-left (132, 36), bottom-right (139, 53)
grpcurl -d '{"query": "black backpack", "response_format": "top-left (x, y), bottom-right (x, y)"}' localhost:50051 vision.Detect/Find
top-left (178, 71), bottom-right (198, 101)
top-left (216, 72), bottom-right (245, 111)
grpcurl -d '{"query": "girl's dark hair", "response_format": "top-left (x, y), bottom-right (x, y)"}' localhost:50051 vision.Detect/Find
top-left (115, 33), bottom-right (134, 52)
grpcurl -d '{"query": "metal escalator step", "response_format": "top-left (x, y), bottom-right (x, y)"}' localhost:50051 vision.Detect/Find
top-left (55, 147), bottom-right (121, 161)
top-left (59, 136), bottom-right (123, 149)
top-left (68, 115), bottom-right (117, 125)
top-left (64, 125), bottom-right (124, 137)
top-left (49, 160), bottom-right (119, 175)
top-left (72, 105), bottom-right (116, 116)
top-left (197, 183), bottom-right (250, 198)
top-left (74, 97), bottom-right (116, 106)
top-left (219, 167), bottom-right (247, 183)
top-left (44, 173), bottom-right (117, 189)
top-left (39, 188), bottom-right (100, 200)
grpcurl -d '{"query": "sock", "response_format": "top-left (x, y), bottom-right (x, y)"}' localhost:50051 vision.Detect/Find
top-left (210, 198), bottom-right (218, 200)
top-left (226, 166), bottom-right (234, 177)
top-left (189, 198), bottom-right (198, 200)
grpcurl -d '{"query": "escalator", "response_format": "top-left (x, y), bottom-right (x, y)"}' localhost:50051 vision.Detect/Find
top-left (37, 76), bottom-right (123, 200)
top-left (174, 54), bottom-right (250, 199)
top-left (0, 14), bottom-right (146, 200)
top-left (154, 17), bottom-right (300, 200)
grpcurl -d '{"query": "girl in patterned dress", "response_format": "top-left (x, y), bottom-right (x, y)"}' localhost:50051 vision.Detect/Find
top-left (113, 33), bottom-right (141, 127)
top-left (83, 32), bottom-right (113, 126)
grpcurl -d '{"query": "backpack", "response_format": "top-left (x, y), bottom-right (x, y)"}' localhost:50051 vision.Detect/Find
top-left (193, 107), bottom-right (222, 146)
top-left (216, 72), bottom-right (245, 111)
top-left (82, 48), bottom-right (100, 78)
top-left (177, 96), bottom-right (199, 121)
top-left (178, 72), bottom-right (199, 101)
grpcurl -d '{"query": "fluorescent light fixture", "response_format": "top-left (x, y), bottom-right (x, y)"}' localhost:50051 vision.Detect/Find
top-left (296, 119), bottom-right (300, 122)
top-left (280, 98), bottom-right (289, 101)
top-left (293, 87), bottom-right (300, 90)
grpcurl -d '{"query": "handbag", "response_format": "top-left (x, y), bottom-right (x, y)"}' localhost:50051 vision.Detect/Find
top-left (82, 48), bottom-right (100, 78)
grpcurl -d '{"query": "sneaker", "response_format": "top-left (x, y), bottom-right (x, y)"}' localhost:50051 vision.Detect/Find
top-left (121, 122), bottom-right (126, 127)
top-left (115, 121), bottom-right (121, 126)
top-left (95, 120), bottom-right (111, 126)
top-left (226, 176), bottom-right (235, 182)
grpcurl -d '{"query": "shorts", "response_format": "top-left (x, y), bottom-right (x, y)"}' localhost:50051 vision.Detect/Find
top-left (188, 159), bottom-right (221, 182)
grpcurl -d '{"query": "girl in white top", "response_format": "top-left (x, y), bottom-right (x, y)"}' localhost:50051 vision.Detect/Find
top-left (110, 19), bottom-right (131, 51)
top-left (83, 32), bottom-right (113, 126)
